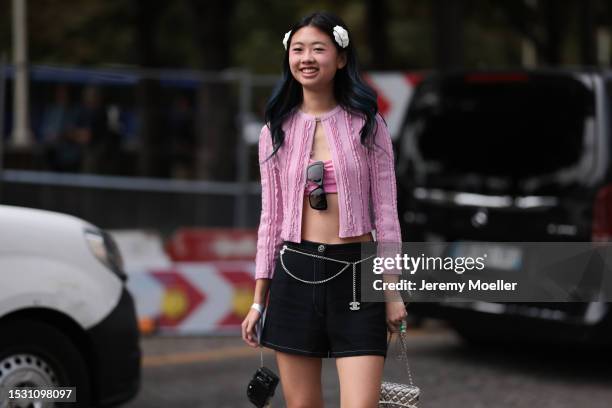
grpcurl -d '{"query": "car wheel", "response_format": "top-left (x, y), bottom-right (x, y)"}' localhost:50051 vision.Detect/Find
top-left (0, 320), bottom-right (91, 408)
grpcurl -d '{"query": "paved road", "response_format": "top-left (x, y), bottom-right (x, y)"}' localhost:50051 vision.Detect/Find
top-left (123, 321), bottom-right (612, 408)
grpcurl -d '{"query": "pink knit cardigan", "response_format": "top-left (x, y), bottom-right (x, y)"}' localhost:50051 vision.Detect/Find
top-left (254, 105), bottom-right (402, 279)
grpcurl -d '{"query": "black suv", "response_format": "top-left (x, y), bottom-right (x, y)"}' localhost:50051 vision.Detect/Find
top-left (396, 69), bottom-right (612, 347)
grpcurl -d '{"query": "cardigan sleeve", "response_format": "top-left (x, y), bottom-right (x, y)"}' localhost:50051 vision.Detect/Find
top-left (368, 114), bottom-right (403, 275)
top-left (254, 125), bottom-right (284, 279)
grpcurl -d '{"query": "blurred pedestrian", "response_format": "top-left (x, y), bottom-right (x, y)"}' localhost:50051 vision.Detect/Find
top-left (168, 94), bottom-right (196, 179)
top-left (73, 85), bottom-right (109, 173)
top-left (241, 11), bottom-right (406, 408)
top-left (101, 104), bottom-right (124, 175)
top-left (40, 84), bottom-right (74, 144)
top-left (40, 84), bottom-right (79, 171)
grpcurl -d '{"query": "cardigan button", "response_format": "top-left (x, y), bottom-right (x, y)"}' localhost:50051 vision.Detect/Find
top-left (317, 244), bottom-right (325, 252)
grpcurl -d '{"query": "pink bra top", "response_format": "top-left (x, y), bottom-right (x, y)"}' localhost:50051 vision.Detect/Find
top-left (305, 158), bottom-right (338, 194)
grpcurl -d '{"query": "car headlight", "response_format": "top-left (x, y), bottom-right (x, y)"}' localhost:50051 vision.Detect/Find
top-left (84, 228), bottom-right (126, 281)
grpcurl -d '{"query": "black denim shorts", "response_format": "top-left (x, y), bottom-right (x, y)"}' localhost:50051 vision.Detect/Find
top-left (260, 239), bottom-right (387, 358)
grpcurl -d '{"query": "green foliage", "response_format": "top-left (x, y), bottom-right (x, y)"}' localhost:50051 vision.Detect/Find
top-left (0, 0), bottom-right (610, 70)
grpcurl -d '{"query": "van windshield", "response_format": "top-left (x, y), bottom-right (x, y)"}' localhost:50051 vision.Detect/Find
top-left (405, 74), bottom-right (596, 194)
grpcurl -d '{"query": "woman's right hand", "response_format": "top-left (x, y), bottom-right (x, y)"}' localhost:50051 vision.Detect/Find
top-left (241, 308), bottom-right (262, 348)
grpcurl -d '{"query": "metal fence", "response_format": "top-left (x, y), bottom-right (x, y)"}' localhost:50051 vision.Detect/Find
top-left (1, 169), bottom-right (262, 234)
top-left (1, 64), bottom-right (280, 230)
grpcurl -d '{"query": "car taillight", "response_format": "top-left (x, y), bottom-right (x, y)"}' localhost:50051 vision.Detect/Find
top-left (592, 185), bottom-right (612, 241)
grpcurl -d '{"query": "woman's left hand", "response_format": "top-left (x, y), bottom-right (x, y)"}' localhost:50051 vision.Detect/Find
top-left (385, 301), bottom-right (408, 333)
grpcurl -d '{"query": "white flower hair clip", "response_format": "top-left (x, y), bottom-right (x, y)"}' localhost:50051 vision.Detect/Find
top-left (283, 30), bottom-right (292, 50)
top-left (333, 25), bottom-right (349, 48)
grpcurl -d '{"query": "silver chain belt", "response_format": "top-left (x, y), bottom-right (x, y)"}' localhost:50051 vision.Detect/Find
top-left (279, 244), bottom-right (375, 311)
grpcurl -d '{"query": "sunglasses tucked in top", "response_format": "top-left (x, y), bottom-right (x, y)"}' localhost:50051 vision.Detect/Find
top-left (305, 158), bottom-right (337, 210)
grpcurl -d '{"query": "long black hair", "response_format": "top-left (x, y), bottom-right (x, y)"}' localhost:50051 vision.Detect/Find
top-left (263, 11), bottom-right (379, 159)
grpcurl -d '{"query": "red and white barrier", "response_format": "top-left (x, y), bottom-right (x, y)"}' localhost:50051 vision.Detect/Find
top-left (113, 229), bottom-right (258, 335)
top-left (365, 72), bottom-right (424, 141)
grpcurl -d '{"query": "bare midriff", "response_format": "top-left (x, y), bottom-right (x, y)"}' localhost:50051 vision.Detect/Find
top-left (301, 118), bottom-right (373, 244)
top-left (301, 194), bottom-right (373, 243)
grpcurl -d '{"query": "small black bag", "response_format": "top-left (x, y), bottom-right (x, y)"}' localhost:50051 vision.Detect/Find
top-left (247, 366), bottom-right (280, 407)
top-left (247, 306), bottom-right (279, 407)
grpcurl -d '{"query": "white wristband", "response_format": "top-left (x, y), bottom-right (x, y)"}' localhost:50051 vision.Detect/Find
top-left (251, 303), bottom-right (264, 314)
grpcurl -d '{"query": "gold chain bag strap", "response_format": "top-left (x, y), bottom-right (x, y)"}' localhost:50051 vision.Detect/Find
top-left (379, 331), bottom-right (420, 408)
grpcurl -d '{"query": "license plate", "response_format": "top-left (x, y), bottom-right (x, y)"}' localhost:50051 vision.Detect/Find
top-left (449, 241), bottom-right (523, 271)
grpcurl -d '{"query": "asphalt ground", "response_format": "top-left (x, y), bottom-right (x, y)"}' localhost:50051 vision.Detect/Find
top-left (122, 320), bottom-right (612, 408)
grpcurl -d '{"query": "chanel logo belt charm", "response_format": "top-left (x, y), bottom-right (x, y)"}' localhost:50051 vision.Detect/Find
top-left (278, 244), bottom-right (372, 312)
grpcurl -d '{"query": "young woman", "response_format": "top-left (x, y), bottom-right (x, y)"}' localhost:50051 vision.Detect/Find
top-left (241, 11), bottom-right (407, 408)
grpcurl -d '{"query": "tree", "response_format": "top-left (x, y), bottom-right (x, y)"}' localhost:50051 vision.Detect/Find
top-left (501, 0), bottom-right (570, 66)
top-left (132, 0), bottom-right (169, 177)
top-left (187, 0), bottom-right (237, 181)
top-left (365, 0), bottom-right (390, 69)
top-left (433, 0), bottom-right (464, 69)
top-left (579, 0), bottom-right (596, 65)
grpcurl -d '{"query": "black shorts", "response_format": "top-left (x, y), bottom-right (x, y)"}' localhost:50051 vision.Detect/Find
top-left (260, 239), bottom-right (388, 358)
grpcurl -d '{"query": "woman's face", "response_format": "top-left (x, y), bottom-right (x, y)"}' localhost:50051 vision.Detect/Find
top-left (288, 25), bottom-right (347, 92)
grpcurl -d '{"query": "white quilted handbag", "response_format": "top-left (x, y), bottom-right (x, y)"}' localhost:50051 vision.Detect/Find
top-left (379, 331), bottom-right (420, 408)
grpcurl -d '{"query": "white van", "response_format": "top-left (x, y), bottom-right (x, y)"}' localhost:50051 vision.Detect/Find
top-left (0, 204), bottom-right (140, 407)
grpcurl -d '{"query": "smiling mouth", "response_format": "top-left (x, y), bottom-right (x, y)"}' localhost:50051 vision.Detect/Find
top-left (300, 68), bottom-right (319, 74)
